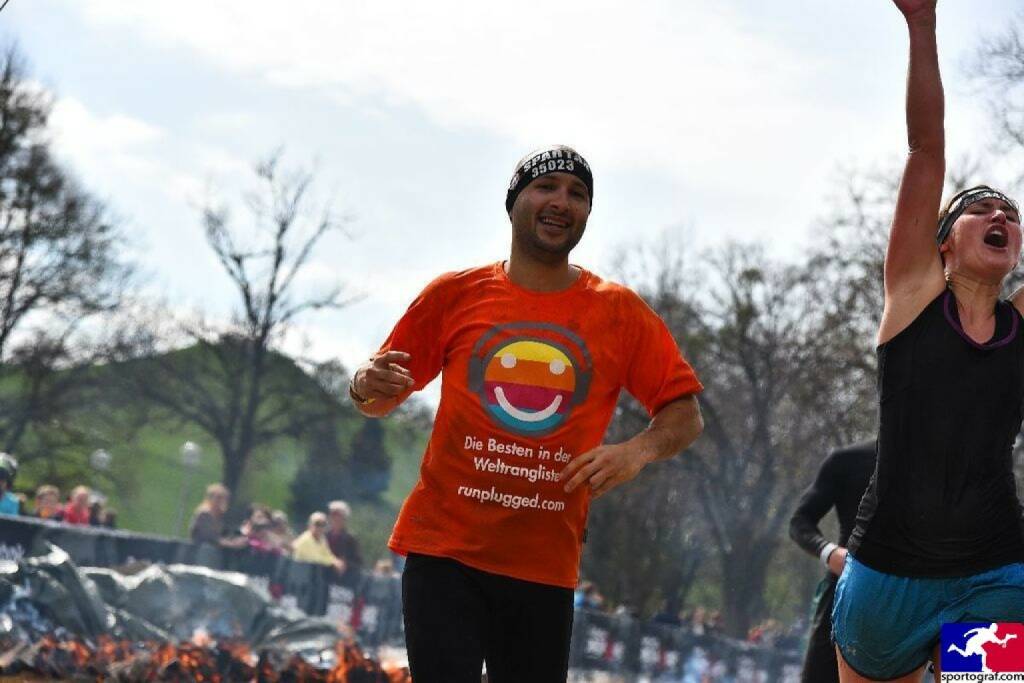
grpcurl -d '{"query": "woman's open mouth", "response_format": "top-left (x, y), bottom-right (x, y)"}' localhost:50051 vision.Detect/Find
top-left (983, 225), bottom-right (1008, 249)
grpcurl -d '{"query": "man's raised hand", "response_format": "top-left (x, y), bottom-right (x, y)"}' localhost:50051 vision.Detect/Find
top-left (353, 350), bottom-right (415, 401)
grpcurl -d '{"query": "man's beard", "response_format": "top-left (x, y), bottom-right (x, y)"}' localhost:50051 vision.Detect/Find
top-left (514, 222), bottom-right (584, 262)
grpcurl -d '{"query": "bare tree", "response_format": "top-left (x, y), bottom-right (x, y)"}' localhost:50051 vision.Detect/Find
top-left (602, 237), bottom-right (877, 637)
top-left (971, 13), bottom-right (1024, 188)
top-left (970, 13), bottom-right (1024, 475)
top-left (688, 246), bottom-right (877, 637)
top-left (581, 427), bottom-right (705, 616)
top-left (579, 244), bottom-right (709, 617)
top-left (118, 154), bottom-right (352, 496)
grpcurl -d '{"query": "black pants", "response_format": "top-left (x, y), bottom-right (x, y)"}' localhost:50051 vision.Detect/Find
top-left (801, 574), bottom-right (839, 683)
top-left (402, 553), bottom-right (574, 683)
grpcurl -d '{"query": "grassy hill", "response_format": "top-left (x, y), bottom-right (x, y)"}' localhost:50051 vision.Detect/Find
top-left (6, 346), bottom-right (432, 565)
top-left (99, 413), bottom-right (428, 564)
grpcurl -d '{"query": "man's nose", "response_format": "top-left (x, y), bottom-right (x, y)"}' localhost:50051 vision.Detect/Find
top-left (548, 188), bottom-right (570, 211)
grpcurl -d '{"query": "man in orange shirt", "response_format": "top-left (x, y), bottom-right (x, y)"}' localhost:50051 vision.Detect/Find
top-left (350, 145), bottom-right (704, 683)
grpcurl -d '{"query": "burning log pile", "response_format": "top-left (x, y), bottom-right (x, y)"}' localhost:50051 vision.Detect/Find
top-left (0, 549), bottom-right (413, 681)
top-left (0, 634), bottom-right (411, 682)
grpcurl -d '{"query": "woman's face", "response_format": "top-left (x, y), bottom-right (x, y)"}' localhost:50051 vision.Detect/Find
top-left (941, 197), bottom-right (1023, 282)
top-left (36, 492), bottom-right (58, 512)
top-left (71, 489), bottom-right (90, 508)
top-left (250, 509), bottom-right (270, 526)
top-left (209, 491), bottom-right (229, 514)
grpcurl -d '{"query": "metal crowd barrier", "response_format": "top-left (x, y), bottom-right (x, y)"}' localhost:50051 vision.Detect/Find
top-left (0, 514), bottom-right (402, 647)
top-left (0, 516), bottom-right (335, 617)
top-left (0, 514), bottom-right (803, 678)
top-left (569, 609), bottom-right (803, 680)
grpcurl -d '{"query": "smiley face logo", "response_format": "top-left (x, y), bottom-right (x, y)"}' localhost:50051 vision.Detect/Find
top-left (469, 323), bottom-right (592, 436)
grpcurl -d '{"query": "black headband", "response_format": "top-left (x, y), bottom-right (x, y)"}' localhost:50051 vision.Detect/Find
top-left (505, 146), bottom-right (593, 215)
top-left (937, 187), bottom-right (1019, 244)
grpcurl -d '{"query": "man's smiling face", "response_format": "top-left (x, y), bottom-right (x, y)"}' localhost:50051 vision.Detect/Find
top-left (510, 172), bottom-right (591, 262)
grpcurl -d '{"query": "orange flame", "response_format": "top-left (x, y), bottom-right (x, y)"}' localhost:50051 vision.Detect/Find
top-left (13, 634), bottom-right (412, 682)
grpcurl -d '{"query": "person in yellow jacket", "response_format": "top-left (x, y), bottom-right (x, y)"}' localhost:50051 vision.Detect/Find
top-left (292, 511), bottom-right (345, 574)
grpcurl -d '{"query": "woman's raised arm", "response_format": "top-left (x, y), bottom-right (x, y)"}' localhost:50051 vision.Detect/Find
top-left (878, 0), bottom-right (947, 344)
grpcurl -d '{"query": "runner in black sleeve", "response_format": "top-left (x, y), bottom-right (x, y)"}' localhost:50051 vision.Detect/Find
top-left (788, 441), bottom-right (875, 683)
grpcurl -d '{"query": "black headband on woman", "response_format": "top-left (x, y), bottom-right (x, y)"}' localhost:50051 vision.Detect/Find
top-left (936, 186), bottom-right (1019, 244)
top-left (505, 145), bottom-right (593, 215)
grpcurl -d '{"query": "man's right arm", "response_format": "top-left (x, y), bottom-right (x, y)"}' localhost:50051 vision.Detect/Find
top-left (349, 274), bottom-right (450, 417)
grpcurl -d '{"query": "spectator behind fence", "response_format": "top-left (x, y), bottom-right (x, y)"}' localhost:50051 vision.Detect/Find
top-left (575, 580), bottom-right (604, 612)
top-left (242, 504), bottom-right (283, 555)
top-left (292, 512), bottom-right (345, 574)
top-left (653, 597), bottom-right (683, 627)
top-left (706, 609), bottom-right (723, 636)
top-left (325, 500), bottom-right (362, 585)
top-left (189, 483), bottom-right (246, 548)
top-left (88, 493), bottom-right (116, 528)
top-left (33, 485), bottom-right (61, 520)
top-left (62, 486), bottom-right (92, 525)
top-left (267, 510), bottom-right (294, 554)
top-left (362, 558), bottom-right (402, 645)
top-left (690, 606), bottom-right (707, 636)
top-left (0, 454), bottom-right (20, 516)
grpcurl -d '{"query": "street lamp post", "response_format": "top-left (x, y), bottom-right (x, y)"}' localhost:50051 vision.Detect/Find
top-left (89, 448), bottom-right (112, 473)
top-left (175, 441), bottom-right (202, 537)
top-left (89, 449), bottom-right (112, 499)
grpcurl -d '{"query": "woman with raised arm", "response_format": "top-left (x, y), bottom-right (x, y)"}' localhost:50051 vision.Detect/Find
top-left (831, 1), bottom-right (1024, 681)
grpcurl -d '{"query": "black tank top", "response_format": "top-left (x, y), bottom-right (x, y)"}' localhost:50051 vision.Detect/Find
top-left (848, 290), bottom-right (1024, 576)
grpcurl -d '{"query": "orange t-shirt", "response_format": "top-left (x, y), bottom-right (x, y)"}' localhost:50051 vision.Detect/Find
top-left (384, 262), bottom-right (703, 587)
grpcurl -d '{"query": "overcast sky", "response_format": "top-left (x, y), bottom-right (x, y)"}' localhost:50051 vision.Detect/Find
top-left (2, 1), bottom-right (1019, 393)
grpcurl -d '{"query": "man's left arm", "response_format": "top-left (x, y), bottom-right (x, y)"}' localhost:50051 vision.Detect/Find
top-left (561, 395), bottom-right (702, 498)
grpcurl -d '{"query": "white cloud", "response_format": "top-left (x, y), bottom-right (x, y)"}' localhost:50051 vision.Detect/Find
top-left (69, 0), bottom-right (971, 266)
top-left (27, 0), bottom-right (1016, 409)
top-left (49, 96), bottom-right (165, 175)
top-left (51, 97), bottom-right (162, 146)
top-left (70, 1), bottom-right (829, 185)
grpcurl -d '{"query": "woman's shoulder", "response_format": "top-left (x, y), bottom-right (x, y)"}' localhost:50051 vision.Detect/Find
top-left (878, 286), bottom-right (947, 348)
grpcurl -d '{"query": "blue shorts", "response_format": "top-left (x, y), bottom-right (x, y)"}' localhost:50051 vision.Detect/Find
top-left (832, 556), bottom-right (1024, 680)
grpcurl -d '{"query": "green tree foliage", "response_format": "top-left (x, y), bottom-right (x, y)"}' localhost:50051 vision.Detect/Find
top-left (347, 418), bottom-right (391, 501)
top-left (288, 417), bottom-right (348, 524)
top-left (290, 414), bottom-right (393, 521)
top-left (0, 45), bottom-right (130, 481)
top-left (288, 357), bottom-right (396, 522)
